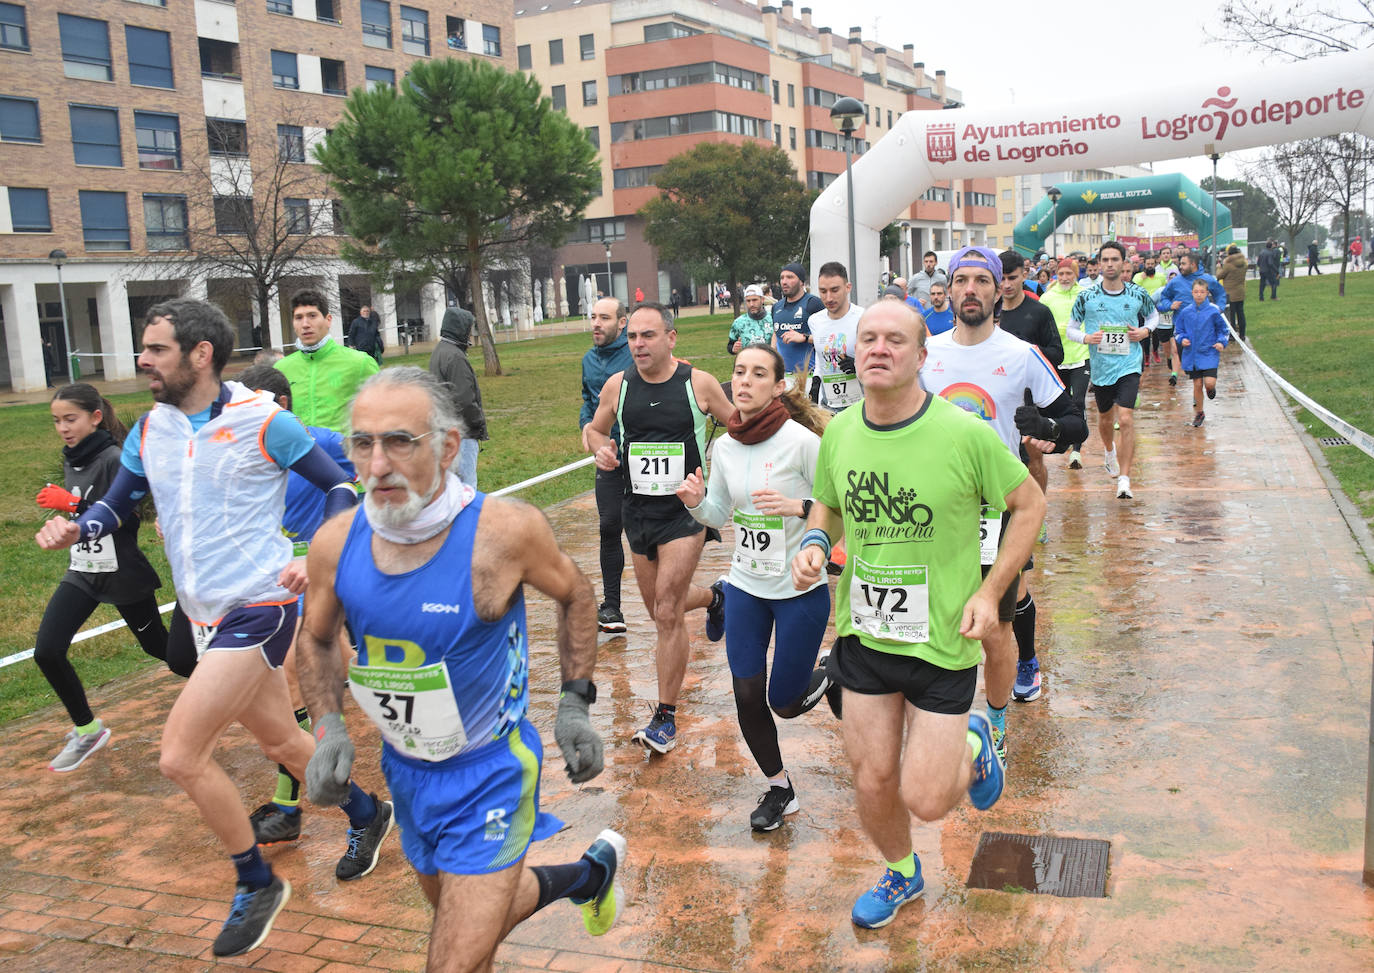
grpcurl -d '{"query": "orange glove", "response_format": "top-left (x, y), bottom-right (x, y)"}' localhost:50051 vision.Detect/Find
top-left (36, 484), bottom-right (81, 513)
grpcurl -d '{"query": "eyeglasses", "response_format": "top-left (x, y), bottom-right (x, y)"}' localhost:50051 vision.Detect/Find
top-left (344, 430), bottom-right (435, 460)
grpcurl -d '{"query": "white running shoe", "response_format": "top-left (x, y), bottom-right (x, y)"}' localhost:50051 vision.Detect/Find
top-left (1103, 449), bottom-right (1120, 477)
top-left (1067, 450), bottom-right (1083, 470)
top-left (1116, 475), bottom-right (1133, 499)
top-left (50, 725), bottom-right (110, 772)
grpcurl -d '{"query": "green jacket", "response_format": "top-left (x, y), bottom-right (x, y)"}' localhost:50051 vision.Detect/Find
top-left (275, 338), bottom-right (380, 433)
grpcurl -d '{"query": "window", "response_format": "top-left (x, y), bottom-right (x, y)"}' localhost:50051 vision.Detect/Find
top-left (79, 190), bottom-right (130, 250)
top-left (643, 22), bottom-right (699, 42)
top-left (199, 38), bottom-right (240, 79)
top-left (585, 125), bottom-right (598, 149)
top-left (612, 165), bottom-right (660, 189)
top-left (1002, 212), bottom-right (1013, 223)
top-left (789, 126), bottom-right (796, 150)
top-left (331, 199), bottom-right (345, 233)
top-left (365, 65), bottom-right (395, 90)
top-left (970, 192), bottom-right (996, 207)
top-left (401, 6), bottom-right (429, 55)
top-left (134, 111), bottom-right (180, 169)
top-left (277, 123), bottom-right (305, 161)
top-left (548, 38), bottom-right (562, 65)
top-left (445, 15), bottom-right (464, 49)
top-left (126, 26), bottom-right (174, 88)
top-left (579, 33), bottom-right (594, 60)
top-left (316, 0), bottom-right (338, 23)
top-left (361, 0), bottom-right (391, 48)
top-left (59, 14), bottom-right (112, 81)
top-left (0, 3), bottom-right (28, 52)
top-left (611, 111), bottom-right (767, 143)
top-left (143, 194), bottom-right (188, 250)
top-left (284, 197), bottom-right (311, 234)
top-left (70, 105), bottom-right (121, 166)
top-left (0, 95), bottom-right (39, 142)
top-left (482, 24), bottom-right (500, 56)
top-left (321, 58), bottom-right (346, 94)
top-left (774, 125), bottom-right (780, 147)
top-left (566, 217), bottom-right (625, 243)
top-left (1002, 188), bottom-right (1012, 200)
top-left (807, 171), bottom-right (837, 190)
top-left (551, 84), bottom-right (565, 110)
top-left (267, 0), bottom-right (294, 13)
top-left (214, 195), bottom-right (252, 234)
top-left (805, 129), bottom-right (868, 152)
top-left (271, 49), bottom-right (299, 88)
top-left (787, 83), bottom-right (794, 107)
top-left (582, 80), bottom-right (596, 106)
top-left (207, 117), bottom-right (247, 155)
top-left (8, 188), bottom-right (49, 232)
top-left (608, 61), bottom-right (767, 95)
top-left (517, 44), bottom-right (531, 70)
top-left (887, 109), bottom-right (893, 128)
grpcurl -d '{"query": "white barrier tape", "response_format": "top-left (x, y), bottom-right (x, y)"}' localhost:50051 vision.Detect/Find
top-left (1229, 327), bottom-right (1374, 460)
top-left (3, 458), bottom-right (599, 669)
top-left (71, 347), bottom-right (266, 358)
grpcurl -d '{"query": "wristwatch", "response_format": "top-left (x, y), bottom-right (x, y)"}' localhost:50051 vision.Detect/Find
top-left (561, 679), bottom-right (597, 704)
top-left (799, 498), bottom-right (814, 520)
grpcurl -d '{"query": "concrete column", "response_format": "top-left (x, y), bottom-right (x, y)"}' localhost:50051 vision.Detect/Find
top-left (2, 281), bottom-right (46, 392)
top-left (265, 290), bottom-right (284, 352)
top-left (320, 275), bottom-right (344, 342)
top-left (95, 278), bottom-right (136, 380)
top-left (184, 277), bottom-right (209, 302)
top-left (375, 291), bottom-right (398, 350)
top-left (420, 281), bottom-right (445, 343)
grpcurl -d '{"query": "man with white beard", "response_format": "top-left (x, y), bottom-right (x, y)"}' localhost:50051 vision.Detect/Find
top-left (295, 367), bottom-right (625, 973)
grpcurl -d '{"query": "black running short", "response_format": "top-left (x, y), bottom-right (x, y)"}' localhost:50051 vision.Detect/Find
top-left (826, 635), bottom-right (976, 714)
top-left (1188, 367), bottom-right (1218, 379)
top-left (1154, 324), bottom-right (1175, 340)
top-left (1092, 372), bottom-right (1141, 413)
top-left (622, 500), bottom-right (720, 561)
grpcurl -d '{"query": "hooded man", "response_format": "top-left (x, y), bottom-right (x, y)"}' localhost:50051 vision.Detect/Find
top-left (429, 305), bottom-right (488, 489)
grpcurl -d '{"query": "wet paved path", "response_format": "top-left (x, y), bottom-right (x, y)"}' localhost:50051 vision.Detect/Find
top-left (2, 348), bottom-right (1372, 971)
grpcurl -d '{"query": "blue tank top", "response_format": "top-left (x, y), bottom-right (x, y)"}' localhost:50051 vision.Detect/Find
top-left (336, 492), bottom-right (530, 767)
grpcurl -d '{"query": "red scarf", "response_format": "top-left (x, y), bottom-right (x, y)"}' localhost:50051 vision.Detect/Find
top-left (727, 398), bottom-right (789, 445)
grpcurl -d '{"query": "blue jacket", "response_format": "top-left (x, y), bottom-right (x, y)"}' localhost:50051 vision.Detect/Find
top-left (580, 329), bottom-right (632, 437)
top-left (1156, 270), bottom-right (1227, 314)
top-left (1173, 301), bottom-right (1230, 372)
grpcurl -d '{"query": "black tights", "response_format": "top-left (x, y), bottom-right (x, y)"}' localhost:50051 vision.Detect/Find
top-left (732, 673), bottom-right (813, 779)
top-left (34, 583), bottom-right (168, 727)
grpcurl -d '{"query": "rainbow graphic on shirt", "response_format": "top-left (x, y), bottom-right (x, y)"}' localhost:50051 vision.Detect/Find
top-left (938, 382), bottom-right (996, 422)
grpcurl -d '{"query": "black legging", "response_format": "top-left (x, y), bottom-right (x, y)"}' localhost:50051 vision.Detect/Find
top-left (34, 582), bottom-right (168, 727)
top-left (594, 468), bottom-right (624, 611)
top-left (1226, 300), bottom-right (1246, 341)
top-left (1057, 364), bottom-right (1091, 450)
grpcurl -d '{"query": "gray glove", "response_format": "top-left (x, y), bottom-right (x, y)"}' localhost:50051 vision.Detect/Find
top-left (306, 712), bottom-right (355, 806)
top-left (554, 692), bottom-right (604, 784)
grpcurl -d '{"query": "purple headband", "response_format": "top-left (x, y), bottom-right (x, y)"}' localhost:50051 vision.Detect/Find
top-left (947, 246), bottom-right (1003, 285)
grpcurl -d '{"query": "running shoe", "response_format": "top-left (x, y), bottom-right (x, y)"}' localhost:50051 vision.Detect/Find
top-left (1169, 372), bottom-right (1178, 387)
top-left (250, 802), bottom-right (302, 845)
top-left (1103, 449), bottom-right (1120, 477)
top-left (851, 863), bottom-right (924, 929)
top-left (632, 708), bottom-right (677, 754)
top-left (212, 876), bottom-right (291, 957)
top-left (797, 663), bottom-right (832, 715)
top-left (814, 649), bottom-right (843, 718)
top-left (1037, 523), bottom-right (1049, 545)
top-left (336, 797), bottom-right (394, 881)
top-left (1067, 450), bottom-right (1083, 470)
top-left (1116, 475), bottom-right (1133, 500)
top-left (1013, 657), bottom-right (1042, 702)
top-left (1192, 412), bottom-right (1205, 427)
top-left (750, 780), bottom-right (799, 832)
top-left (705, 578), bottom-right (726, 643)
top-left (1152, 351), bottom-right (1162, 365)
top-left (967, 712), bottom-right (1005, 811)
top-left (991, 724), bottom-right (1008, 765)
top-left (49, 726), bottom-right (110, 773)
top-left (597, 604), bottom-right (627, 633)
top-left (570, 829), bottom-right (626, 936)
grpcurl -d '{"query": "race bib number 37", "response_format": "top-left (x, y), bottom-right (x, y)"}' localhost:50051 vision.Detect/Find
top-left (349, 661), bottom-right (468, 762)
top-left (849, 556), bottom-right (929, 643)
top-left (628, 442), bottom-right (685, 495)
top-left (1098, 326), bottom-right (1130, 355)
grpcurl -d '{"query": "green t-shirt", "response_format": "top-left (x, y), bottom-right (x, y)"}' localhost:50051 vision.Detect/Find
top-left (813, 393), bottom-right (1029, 670)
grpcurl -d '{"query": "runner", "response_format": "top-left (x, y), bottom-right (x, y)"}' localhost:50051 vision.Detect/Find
top-left (674, 344), bottom-right (833, 831)
top-left (1173, 278), bottom-right (1230, 427)
top-left (34, 384), bottom-right (168, 772)
top-left (36, 299), bottom-right (391, 958)
top-left (579, 297), bottom-right (634, 633)
top-left (924, 246), bottom-right (1087, 742)
top-left (809, 262), bottom-right (865, 413)
top-left (792, 299), bottom-right (1044, 929)
top-left (1040, 258), bottom-right (1090, 468)
top-left (584, 303), bottom-right (734, 753)
top-left (727, 285), bottom-right (775, 354)
top-left (1068, 241), bottom-right (1160, 499)
top-left (295, 366), bottom-right (624, 972)
top-left (771, 261), bottom-right (824, 395)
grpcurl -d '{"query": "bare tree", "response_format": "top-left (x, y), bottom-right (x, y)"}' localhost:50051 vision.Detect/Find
top-left (1246, 140), bottom-right (1327, 277)
top-left (1316, 134), bottom-right (1374, 295)
top-left (1213, 1), bottom-right (1373, 59)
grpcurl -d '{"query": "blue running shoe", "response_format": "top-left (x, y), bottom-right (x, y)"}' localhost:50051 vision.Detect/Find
top-left (851, 863), bottom-right (924, 929)
top-left (967, 711), bottom-right (1005, 810)
top-left (631, 708), bottom-right (677, 754)
top-left (705, 577), bottom-right (726, 642)
top-left (570, 829), bottom-right (626, 936)
top-left (1013, 657), bottom-right (1041, 702)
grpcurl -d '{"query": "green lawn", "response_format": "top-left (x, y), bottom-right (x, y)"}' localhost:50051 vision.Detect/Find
top-left (0, 313), bottom-right (737, 724)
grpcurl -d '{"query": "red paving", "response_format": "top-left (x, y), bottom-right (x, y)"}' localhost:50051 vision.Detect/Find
top-left (3, 348), bottom-right (1373, 971)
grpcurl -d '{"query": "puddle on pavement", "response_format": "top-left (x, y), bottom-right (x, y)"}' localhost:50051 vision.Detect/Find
top-left (967, 832), bottom-right (1110, 898)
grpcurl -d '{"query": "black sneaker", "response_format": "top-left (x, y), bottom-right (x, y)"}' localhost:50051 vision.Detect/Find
top-left (597, 604), bottom-right (627, 633)
top-left (705, 578), bottom-right (726, 643)
top-left (336, 797), bottom-right (394, 881)
top-left (250, 803), bottom-right (302, 845)
top-left (212, 875), bottom-right (291, 957)
top-left (749, 781), bottom-right (799, 832)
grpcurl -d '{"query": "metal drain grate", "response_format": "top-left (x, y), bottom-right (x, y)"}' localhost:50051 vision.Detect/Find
top-left (1319, 437), bottom-right (1351, 447)
top-left (967, 832), bottom-right (1110, 898)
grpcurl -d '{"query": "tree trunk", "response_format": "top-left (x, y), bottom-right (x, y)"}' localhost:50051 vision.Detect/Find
top-left (467, 255), bottom-right (503, 376)
top-left (257, 283), bottom-right (272, 352)
top-left (1339, 207), bottom-right (1350, 297)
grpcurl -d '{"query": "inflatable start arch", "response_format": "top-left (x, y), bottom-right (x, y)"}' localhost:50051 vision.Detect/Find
top-left (1012, 173), bottom-right (1232, 257)
top-left (810, 49), bottom-right (1374, 299)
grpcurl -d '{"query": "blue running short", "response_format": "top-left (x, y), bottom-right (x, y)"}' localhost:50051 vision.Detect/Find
top-left (168, 600), bottom-right (298, 671)
top-left (381, 717), bottom-right (563, 876)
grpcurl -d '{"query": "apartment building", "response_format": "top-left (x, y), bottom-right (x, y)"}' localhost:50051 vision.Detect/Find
top-left (0, 0), bottom-right (510, 392)
top-left (513, 0), bottom-right (995, 307)
top-left (991, 166), bottom-right (1154, 259)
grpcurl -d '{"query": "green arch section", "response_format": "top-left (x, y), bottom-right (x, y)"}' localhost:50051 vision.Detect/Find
top-left (1012, 173), bottom-right (1232, 257)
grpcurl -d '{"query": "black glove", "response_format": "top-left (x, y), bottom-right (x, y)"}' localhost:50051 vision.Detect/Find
top-left (1014, 388), bottom-right (1058, 441)
top-left (837, 355), bottom-right (856, 374)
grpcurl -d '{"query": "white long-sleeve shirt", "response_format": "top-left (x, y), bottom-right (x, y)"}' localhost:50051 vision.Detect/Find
top-left (685, 418), bottom-right (825, 600)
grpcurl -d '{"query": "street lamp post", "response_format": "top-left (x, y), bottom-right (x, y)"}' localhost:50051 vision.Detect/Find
top-left (829, 96), bottom-right (865, 281)
top-left (1206, 145), bottom-right (1222, 270)
top-left (900, 221), bottom-right (911, 280)
top-left (603, 243), bottom-right (613, 303)
top-left (1046, 186), bottom-right (1062, 258)
top-left (48, 249), bottom-right (75, 381)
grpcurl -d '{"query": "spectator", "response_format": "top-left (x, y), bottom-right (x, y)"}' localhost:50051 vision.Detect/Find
top-left (908, 251), bottom-right (947, 307)
top-left (635, 286), bottom-right (645, 304)
top-left (1257, 240), bottom-right (1281, 301)
top-left (1307, 241), bottom-right (1322, 275)
top-left (348, 305), bottom-right (384, 363)
top-left (1216, 245), bottom-right (1249, 341)
top-left (429, 304), bottom-right (488, 490)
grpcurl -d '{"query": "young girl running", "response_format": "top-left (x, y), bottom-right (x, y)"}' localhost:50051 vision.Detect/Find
top-left (676, 344), bottom-right (832, 832)
top-left (35, 384), bottom-right (168, 771)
